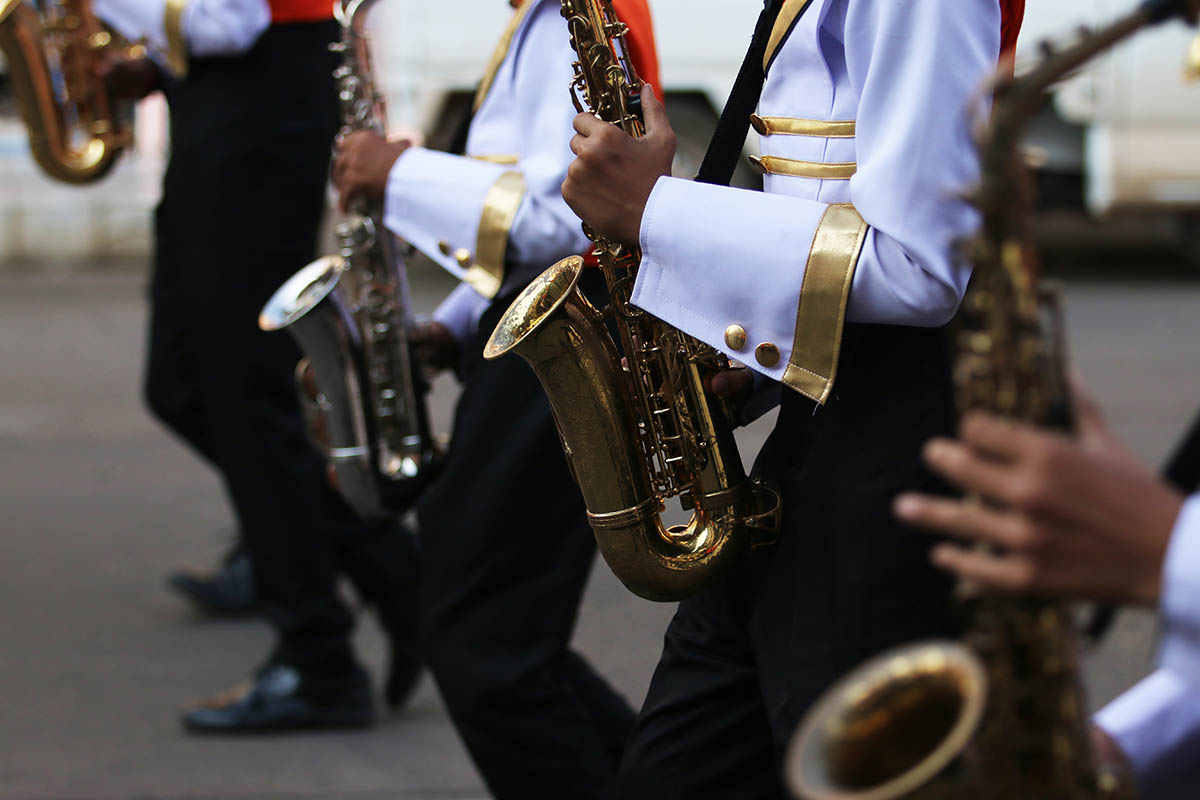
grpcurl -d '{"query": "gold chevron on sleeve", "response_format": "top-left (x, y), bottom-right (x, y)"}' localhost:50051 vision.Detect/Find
top-left (750, 156), bottom-right (857, 181)
top-left (750, 115), bottom-right (856, 138)
top-left (465, 170), bottom-right (526, 299)
top-left (781, 204), bottom-right (869, 404)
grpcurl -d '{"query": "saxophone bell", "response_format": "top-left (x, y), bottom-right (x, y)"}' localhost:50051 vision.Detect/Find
top-left (785, 641), bottom-right (988, 800)
top-left (486, 256), bottom-right (778, 602)
top-left (260, 255), bottom-right (437, 519)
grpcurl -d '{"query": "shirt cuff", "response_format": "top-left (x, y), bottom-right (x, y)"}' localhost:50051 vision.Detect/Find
top-left (632, 176), bottom-right (866, 404)
top-left (1096, 670), bottom-right (1200, 793)
top-left (432, 282), bottom-right (491, 346)
top-left (385, 148), bottom-right (524, 299)
top-left (1160, 494), bottom-right (1200, 683)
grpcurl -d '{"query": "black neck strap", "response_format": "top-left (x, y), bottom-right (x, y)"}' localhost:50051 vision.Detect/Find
top-left (694, 0), bottom-right (786, 187)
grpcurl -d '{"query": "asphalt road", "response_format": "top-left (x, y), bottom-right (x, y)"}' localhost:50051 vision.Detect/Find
top-left (1, 265), bottom-right (1198, 799)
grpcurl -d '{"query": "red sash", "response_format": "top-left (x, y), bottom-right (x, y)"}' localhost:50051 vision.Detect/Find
top-left (268, 0), bottom-right (334, 24)
top-left (1001, 0), bottom-right (1025, 59)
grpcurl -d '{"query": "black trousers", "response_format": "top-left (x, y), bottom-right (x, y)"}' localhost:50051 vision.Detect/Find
top-left (146, 21), bottom-right (418, 675)
top-left (617, 324), bottom-right (959, 799)
top-left (416, 274), bottom-right (635, 800)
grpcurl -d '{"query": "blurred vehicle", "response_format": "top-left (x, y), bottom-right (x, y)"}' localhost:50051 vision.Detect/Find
top-left (1020, 2), bottom-right (1200, 222)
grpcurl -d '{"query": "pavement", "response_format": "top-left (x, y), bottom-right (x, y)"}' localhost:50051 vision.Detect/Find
top-left (0, 265), bottom-right (1198, 799)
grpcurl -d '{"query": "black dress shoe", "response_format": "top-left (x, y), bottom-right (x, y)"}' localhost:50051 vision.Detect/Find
top-left (167, 546), bottom-right (258, 615)
top-left (182, 664), bottom-right (374, 733)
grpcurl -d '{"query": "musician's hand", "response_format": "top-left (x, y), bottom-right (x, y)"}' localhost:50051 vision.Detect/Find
top-left (96, 56), bottom-right (160, 100)
top-left (411, 320), bottom-right (458, 375)
top-left (1091, 725), bottom-right (1131, 770)
top-left (706, 367), bottom-right (754, 422)
top-left (332, 130), bottom-right (411, 213)
top-left (894, 385), bottom-right (1182, 606)
top-left (562, 85), bottom-right (675, 247)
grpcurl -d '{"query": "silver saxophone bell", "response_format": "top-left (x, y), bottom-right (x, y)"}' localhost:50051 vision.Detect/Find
top-left (260, 249), bottom-right (438, 519)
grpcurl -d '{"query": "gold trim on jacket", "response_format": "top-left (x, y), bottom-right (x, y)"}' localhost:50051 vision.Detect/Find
top-left (465, 170), bottom-right (526, 298)
top-left (163, 0), bottom-right (189, 77)
top-left (782, 204), bottom-right (869, 403)
top-left (751, 115), bottom-right (856, 138)
top-left (764, 0), bottom-right (816, 72)
top-left (751, 155), bottom-right (857, 181)
top-left (473, 0), bottom-right (536, 112)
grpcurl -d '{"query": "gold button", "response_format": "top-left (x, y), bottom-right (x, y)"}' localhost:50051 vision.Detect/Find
top-left (455, 248), bottom-right (473, 267)
top-left (755, 342), bottom-right (781, 368)
top-left (438, 241), bottom-right (452, 256)
top-left (724, 324), bottom-right (747, 351)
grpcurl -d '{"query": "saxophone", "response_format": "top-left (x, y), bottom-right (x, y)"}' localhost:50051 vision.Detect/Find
top-left (484, 0), bottom-right (779, 602)
top-left (785, 1), bottom-right (1198, 797)
top-left (0, 0), bottom-right (132, 183)
top-left (259, 0), bottom-right (440, 520)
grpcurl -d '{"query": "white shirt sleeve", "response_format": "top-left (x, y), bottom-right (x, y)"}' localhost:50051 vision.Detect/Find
top-left (1095, 670), bottom-right (1200, 797)
top-left (631, 0), bottom-right (999, 390)
top-left (93, 0), bottom-right (269, 60)
top-left (433, 282), bottom-right (492, 346)
top-left (1093, 494), bottom-right (1200, 795)
top-left (383, 0), bottom-right (587, 300)
top-left (1160, 495), bottom-right (1200, 683)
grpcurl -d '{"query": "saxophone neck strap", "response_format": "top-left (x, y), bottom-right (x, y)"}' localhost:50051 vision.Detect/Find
top-left (695, 0), bottom-right (814, 187)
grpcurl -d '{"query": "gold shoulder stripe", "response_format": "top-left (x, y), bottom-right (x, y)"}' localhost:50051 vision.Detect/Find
top-left (473, 0), bottom-right (536, 113)
top-left (163, 0), bottom-right (189, 77)
top-left (750, 115), bottom-right (856, 138)
top-left (751, 155), bottom-right (857, 181)
top-left (764, 0), bottom-right (816, 73)
top-left (781, 204), bottom-right (868, 404)
top-left (466, 170), bottom-right (526, 299)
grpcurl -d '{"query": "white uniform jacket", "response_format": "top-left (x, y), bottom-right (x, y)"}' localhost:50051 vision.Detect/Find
top-left (382, 0), bottom-right (589, 344)
top-left (1096, 494), bottom-right (1200, 797)
top-left (632, 0), bottom-right (1001, 404)
top-left (93, 0), bottom-right (270, 74)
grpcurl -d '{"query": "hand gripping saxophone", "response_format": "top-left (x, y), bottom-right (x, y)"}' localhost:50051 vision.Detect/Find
top-left (260, 0), bottom-right (440, 519)
top-left (0, 0), bottom-right (133, 183)
top-left (484, 0), bottom-right (779, 602)
top-left (785, 1), bottom-right (1198, 797)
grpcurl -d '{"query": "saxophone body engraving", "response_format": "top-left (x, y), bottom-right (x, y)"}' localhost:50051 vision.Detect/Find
top-left (260, 0), bottom-right (439, 519)
top-left (484, 0), bottom-right (779, 602)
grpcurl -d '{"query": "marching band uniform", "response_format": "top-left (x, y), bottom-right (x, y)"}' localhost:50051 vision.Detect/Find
top-left (615, 0), bottom-right (1022, 795)
top-left (1096, 494), bottom-right (1200, 798)
top-left (94, 0), bottom-right (421, 729)
top-left (375, 1), bottom-right (656, 796)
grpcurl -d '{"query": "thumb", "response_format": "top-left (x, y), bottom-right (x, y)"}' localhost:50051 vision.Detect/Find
top-left (640, 84), bottom-right (670, 136)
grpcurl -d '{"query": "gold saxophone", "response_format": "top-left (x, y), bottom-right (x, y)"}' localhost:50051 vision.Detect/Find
top-left (785, 1), bottom-right (1199, 798)
top-left (0, 0), bottom-right (132, 183)
top-left (484, 0), bottom-right (779, 602)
